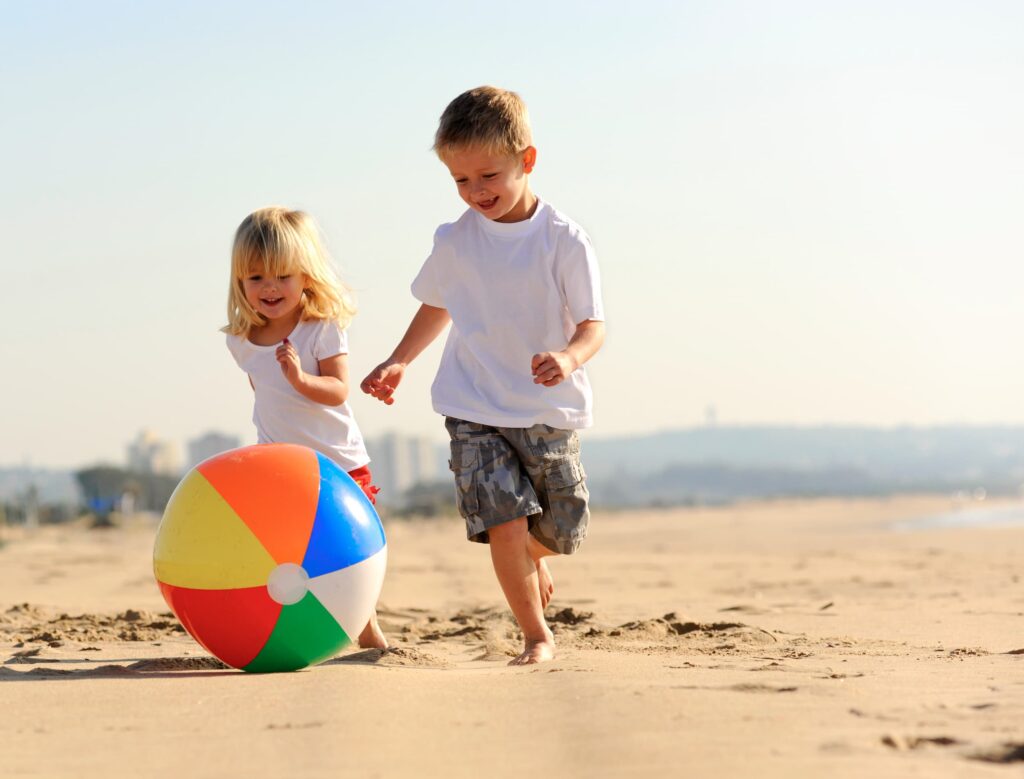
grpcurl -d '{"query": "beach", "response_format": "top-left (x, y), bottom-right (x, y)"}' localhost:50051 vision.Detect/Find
top-left (2, 495), bottom-right (1022, 778)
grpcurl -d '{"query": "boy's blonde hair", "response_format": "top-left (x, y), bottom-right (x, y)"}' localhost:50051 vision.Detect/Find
top-left (224, 207), bottom-right (356, 336)
top-left (433, 86), bottom-right (532, 160)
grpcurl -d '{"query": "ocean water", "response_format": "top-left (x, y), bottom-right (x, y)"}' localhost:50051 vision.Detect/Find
top-left (892, 502), bottom-right (1024, 531)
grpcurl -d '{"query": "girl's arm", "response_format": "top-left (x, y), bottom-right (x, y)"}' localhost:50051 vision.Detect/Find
top-left (360, 303), bottom-right (451, 405)
top-left (276, 339), bottom-right (351, 406)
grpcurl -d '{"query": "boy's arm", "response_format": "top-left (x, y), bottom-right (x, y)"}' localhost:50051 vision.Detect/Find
top-left (532, 319), bottom-right (605, 387)
top-left (360, 303), bottom-right (451, 405)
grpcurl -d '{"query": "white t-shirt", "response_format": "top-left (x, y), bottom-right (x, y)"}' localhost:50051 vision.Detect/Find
top-left (411, 198), bottom-right (604, 430)
top-left (226, 318), bottom-right (370, 471)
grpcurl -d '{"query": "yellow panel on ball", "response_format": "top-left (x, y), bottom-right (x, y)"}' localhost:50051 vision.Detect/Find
top-left (153, 469), bottom-right (277, 590)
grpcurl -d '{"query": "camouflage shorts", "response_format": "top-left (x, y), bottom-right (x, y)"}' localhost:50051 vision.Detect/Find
top-left (445, 417), bottom-right (590, 555)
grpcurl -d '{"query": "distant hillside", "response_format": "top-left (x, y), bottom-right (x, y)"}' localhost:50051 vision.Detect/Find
top-left (6, 426), bottom-right (1024, 511)
top-left (580, 426), bottom-right (1024, 506)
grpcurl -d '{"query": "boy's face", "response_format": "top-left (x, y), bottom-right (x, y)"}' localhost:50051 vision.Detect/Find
top-left (442, 145), bottom-right (537, 223)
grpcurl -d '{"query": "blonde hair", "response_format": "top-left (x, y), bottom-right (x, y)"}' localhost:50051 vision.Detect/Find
top-left (223, 207), bottom-right (356, 336)
top-left (433, 86), bottom-right (532, 160)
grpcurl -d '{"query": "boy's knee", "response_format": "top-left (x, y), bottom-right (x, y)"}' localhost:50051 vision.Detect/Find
top-left (487, 516), bottom-right (528, 545)
top-left (527, 533), bottom-right (559, 559)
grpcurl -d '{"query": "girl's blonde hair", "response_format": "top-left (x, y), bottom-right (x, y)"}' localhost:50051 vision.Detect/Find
top-left (223, 207), bottom-right (356, 336)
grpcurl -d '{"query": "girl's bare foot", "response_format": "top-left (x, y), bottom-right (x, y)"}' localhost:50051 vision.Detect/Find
top-left (509, 628), bottom-right (556, 666)
top-left (536, 558), bottom-right (554, 609)
top-left (357, 611), bottom-right (388, 649)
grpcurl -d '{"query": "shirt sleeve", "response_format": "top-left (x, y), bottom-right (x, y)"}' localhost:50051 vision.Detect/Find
top-left (557, 230), bottom-right (606, 324)
top-left (410, 227), bottom-right (448, 308)
top-left (225, 333), bottom-right (245, 367)
top-left (314, 320), bottom-right (348, 360)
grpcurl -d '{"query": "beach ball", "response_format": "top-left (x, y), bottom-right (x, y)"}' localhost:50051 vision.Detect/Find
top-left (153, 443), bottom-right (386, 673)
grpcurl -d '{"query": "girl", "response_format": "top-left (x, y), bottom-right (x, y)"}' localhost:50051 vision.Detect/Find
top-left (223, 206), bottom-right (386, 650)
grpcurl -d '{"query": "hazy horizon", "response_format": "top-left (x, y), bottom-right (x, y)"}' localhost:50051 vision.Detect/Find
top-left (3, 1), bottom-right (1022, 468)
top-left (8, 420), bottom-right (1024, 473)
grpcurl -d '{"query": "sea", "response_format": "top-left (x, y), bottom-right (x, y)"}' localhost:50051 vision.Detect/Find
top-left (893, 501), bottom-right (1024, 531)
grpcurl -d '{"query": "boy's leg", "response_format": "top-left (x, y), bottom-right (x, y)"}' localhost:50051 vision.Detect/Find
top-left (527, 534), bottom-right (557, 608)
top-left (488, 517), bottom-right (555, 665)
top-left (504, 424), bottom-right (588, 611)
top-left (444, 417), bottom-right (556, 662)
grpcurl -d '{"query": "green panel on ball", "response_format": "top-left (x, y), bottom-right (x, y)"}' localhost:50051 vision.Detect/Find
top-left (242, 591), bottom-right (351, 673)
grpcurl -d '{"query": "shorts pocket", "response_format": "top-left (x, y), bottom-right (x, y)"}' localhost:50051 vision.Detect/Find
top-left (536, 458), bottom-right (589, 553)
top-left (544, 459), bottom-right (586, 491)
top-left (448, 441), bottom-right (480, 517)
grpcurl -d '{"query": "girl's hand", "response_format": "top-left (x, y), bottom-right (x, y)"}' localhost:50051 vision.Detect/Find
top-left (276, 338), bottom-right (303, 385)
top-left (531, 350), bottom-right (578, 387)
top-left (360, 360), bottom-right (405, 405)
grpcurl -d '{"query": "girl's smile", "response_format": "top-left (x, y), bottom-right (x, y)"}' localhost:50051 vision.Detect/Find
top-left (242, 270), bottom-right (307, 323)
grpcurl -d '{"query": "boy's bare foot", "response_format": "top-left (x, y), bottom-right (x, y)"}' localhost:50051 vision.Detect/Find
top-left (509, 630), bottom-right (557, 663)
top-left (509, 630), bottom-right (556, 666)
top-left (357, 612), bottom-right (388, 649)
top-left (536, 558), bottom-right (554, 609)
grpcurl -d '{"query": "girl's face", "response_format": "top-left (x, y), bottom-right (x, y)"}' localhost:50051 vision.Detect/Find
top-left (241, 265), bottom-right (307, 323)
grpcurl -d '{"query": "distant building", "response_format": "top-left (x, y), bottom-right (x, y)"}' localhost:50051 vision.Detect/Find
top-left (704, 404), bottom-right (718, 428)
top-left (126, 430), bottom-right (181, 476)
top-left (365, 432), bottom-right (442, 505)
top-left (187, 431), bottom-right (241, 469)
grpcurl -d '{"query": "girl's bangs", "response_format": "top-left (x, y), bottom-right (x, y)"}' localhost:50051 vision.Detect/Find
top-left (238, 236), bottom-right (302, 278)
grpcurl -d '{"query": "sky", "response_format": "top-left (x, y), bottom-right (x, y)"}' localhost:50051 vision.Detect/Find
top-left (1, 1), bottom-right (1022, 468)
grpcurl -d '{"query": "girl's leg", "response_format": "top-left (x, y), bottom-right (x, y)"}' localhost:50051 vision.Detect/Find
top-left (358, 609), bottom-right (388, 649)
top-left (348, 465), bottom-right (387, 649)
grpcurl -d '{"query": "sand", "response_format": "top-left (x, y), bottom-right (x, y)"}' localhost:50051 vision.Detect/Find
top-left (1, 495), bottom-right (1022, 778)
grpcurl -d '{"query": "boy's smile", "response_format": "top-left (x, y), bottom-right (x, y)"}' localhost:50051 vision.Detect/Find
top-left (443, 145), bottom-right (538, 223)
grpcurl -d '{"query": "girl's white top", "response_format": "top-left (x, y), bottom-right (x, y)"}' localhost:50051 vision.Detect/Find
top-left (411, 199), bottom-right (605, 430)
top-left (226, 318), bottom-right (370, 471)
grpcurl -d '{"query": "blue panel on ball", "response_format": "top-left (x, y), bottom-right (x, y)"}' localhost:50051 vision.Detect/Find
top-left (301, 453), bottom-right (387, 578)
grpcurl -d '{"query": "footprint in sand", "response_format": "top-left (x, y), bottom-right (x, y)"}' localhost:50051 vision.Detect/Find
top-left (881, 734), bottom-right (962, 751)
top-left (729, 683), bottom-right (798, 693)
top-left (0, 656), bottom-right (229, 679)
top-left (970, 742), bottom-right (1024, 764)
top-left (331, 646), bottom-right (451, 668)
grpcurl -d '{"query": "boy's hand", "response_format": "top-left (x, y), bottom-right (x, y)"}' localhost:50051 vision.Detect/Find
top-left (360, 361), bottom-right (405, 405)
top-left (276, 338), bottom-right (304, 386)
top-left (531, 351), bottom-right (578, 387)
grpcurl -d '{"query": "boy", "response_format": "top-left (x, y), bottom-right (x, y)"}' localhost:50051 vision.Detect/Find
top-left (361, 86), bottom-right (605, 665)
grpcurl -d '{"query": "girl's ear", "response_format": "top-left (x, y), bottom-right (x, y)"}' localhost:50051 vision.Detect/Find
top-left (522, 146), bottom-right (537, 174)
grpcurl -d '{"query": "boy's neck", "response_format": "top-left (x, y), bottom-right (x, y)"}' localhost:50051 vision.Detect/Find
top-left (494, 189), bottom-right (538, 224)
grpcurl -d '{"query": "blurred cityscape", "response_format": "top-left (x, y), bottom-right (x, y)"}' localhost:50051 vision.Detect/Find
top-left (0, 428), bottom-right (452, 526)
top-left (3, 425), bottom-right (1024, 526)
top-left (125, 428), bottom-right (448, 501)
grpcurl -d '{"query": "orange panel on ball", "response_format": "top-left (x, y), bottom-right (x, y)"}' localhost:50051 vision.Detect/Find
top-left (197, 444), bottom-right (320, 565)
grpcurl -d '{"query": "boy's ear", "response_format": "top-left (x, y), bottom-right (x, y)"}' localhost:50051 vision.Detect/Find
top-left (522, 146), bottom-right (537, 174)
